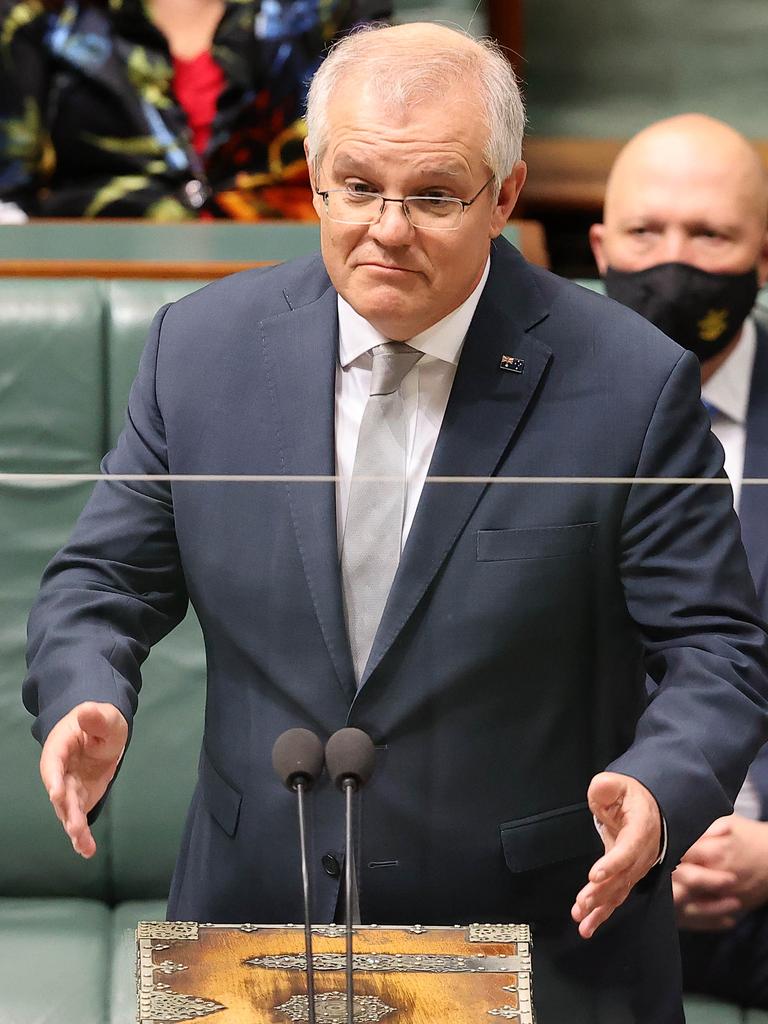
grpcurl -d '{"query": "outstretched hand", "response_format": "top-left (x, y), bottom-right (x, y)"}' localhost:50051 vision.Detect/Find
top-left (571, 771), bottom-right (662, 939)
top-left (39, 701), bottom-right (128, 858)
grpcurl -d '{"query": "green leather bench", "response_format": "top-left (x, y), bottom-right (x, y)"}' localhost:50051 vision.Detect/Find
top-left (0, 220), bottom-right (547, 276)
top-left (1, 275), bottom-right (764, 1023)
top-left (0, 278), bottom-right (207, 1024)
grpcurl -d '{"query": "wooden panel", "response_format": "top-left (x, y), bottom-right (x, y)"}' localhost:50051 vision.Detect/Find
top-left (0, 258), bottom-right (275, 279)
top-left (521, 138), bottom-right (623, 213)
top-left (487, 0), bottom-right (524, 74)
top-left (521, 138), bottom-right (768, 215)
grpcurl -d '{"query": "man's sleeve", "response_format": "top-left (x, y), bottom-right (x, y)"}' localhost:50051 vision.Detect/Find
top-left (23, 304), bottom-right (189, 745)
top-left (610, 347), bottom-right (768, 868)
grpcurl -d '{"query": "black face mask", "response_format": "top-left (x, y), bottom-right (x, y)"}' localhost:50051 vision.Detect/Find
top-left (604, 262), bottom-right (758, 363)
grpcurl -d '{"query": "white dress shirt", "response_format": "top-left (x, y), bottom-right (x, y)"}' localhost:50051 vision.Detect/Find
top-left (335, 258), bottom-right (491, 551)
top-left (702, 316), bottom-right (760, 819)
top-left (702, 316), bottom-right (756, 513)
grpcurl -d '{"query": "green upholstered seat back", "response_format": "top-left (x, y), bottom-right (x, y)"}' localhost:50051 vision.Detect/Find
top-left (0, 278), bottom-right (208, 901)
top-left (0, 280), bottom-right (110, 898)
top-left (103, 280), bottom-right (208, 901)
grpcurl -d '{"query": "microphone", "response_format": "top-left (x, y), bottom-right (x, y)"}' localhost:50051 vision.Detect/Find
top-left (325, 728), bottom-right (376, 1024)
top-left (272, 728), bottom-right (325, 1024)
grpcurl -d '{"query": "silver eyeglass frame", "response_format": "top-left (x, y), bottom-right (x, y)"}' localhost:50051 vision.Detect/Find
top-left (315, 175), bottom-right (495, 231)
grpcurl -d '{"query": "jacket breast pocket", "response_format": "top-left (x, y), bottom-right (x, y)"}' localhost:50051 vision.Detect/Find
top-left (477, 523), bottom-right (597, 562)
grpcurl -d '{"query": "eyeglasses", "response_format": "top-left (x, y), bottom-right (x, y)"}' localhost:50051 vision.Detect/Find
top-left (316, 176), bottom-right (495, 231)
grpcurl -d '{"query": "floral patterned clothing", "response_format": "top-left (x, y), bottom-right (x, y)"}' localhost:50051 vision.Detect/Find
top-left (0, 0), bottom-right (390, 219)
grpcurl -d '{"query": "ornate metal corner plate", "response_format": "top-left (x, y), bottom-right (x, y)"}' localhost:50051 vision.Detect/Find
top-left (137, 922), bottom-right (226, 1022)
top-left (138, 981), bottom-right (226, 1022)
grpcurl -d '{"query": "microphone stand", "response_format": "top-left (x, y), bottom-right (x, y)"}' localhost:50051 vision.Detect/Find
top-left (295, 779), bottom-right (317, 1024)
top-left (344, 778), bottom-right (356, 1024)
top-left (272, 728), bottom-right (324, 1024)
top-left (324, 727), bottom-right (375, 1024)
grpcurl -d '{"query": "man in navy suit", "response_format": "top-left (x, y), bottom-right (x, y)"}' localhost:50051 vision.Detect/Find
top-left (590, 113), bottom-right (768, 1009)
top-left (23, 27), bottom-right (768, 1023)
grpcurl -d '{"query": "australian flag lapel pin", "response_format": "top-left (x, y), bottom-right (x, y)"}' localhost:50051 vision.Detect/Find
top-left (499, 354), bottom-right (525, 374)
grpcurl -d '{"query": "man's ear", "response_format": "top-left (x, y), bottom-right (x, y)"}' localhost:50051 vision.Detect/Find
top-left (304, 139), bottom-right (316, 189)
top-left (305, 139), bottom-right (323, 219)
top-left (489, 161), bottom-right (527, 238)
top-left (589, 223), bottom-right (609, 276)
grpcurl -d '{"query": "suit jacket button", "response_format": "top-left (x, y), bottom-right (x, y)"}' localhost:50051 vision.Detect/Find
top-left (322, 853), bottom-right (341, 878)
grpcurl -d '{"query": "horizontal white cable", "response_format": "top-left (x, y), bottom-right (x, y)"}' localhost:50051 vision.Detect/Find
top-left (1, 473), bottom-right (768, 486)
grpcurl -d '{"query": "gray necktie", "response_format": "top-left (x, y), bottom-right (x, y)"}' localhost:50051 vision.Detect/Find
top-left (341, 342), bottom-right (423, 682)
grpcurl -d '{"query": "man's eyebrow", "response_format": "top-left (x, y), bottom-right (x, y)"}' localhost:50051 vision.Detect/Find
top-left (330, 156), bottom-right (465, 179)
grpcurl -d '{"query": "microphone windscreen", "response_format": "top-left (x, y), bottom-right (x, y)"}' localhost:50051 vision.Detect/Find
top-left (325, 728), bottom-right (376, 790)
top-left (272, 728), bottom-right (325, 790)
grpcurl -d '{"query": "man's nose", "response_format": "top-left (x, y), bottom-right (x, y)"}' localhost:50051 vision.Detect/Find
top-left (368, 200), bottom-right (414, 244)
top-left (659, 229), bottom-right (692, 264)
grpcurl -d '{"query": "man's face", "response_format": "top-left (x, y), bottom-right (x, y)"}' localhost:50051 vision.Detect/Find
top-left (590, 138), bottom-right (768, 281)
top-left (307, 80), bottom-right (525, 341)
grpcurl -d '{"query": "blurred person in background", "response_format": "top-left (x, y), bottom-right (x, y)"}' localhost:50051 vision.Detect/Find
top-left (590, 112), bottom-right (768, 1010)
top-left (0, 0), bottom-right (390, 221)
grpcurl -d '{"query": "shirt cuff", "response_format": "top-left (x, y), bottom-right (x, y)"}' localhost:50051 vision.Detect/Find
top-left (593, 812), bottom-right (668, 866)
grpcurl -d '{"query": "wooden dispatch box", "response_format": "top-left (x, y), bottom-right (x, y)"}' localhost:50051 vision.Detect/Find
top-left (136, 920), bottom-right (534, 1023)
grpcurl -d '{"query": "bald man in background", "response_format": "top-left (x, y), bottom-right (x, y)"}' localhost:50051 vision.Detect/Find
top-left (591, 113), bottom-right (768, 1009)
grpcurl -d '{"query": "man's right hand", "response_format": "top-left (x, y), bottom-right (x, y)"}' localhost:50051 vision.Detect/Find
top-left (39, 702), bottom-right (128, 858)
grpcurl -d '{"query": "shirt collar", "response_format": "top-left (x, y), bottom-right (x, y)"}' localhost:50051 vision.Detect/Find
top-left (337, 257), bottom-right (491, 369)
top-left (701, 316), bottom-right (757, 425)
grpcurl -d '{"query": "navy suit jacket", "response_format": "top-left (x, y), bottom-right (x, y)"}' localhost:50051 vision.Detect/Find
top-left (24, 239), bottom-right (768, 1022)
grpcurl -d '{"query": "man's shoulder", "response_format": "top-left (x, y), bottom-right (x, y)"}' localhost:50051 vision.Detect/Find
top-left (490, 239), bottom-right (683, 373)
top-left (167, 251), bottom-right (332, 324)
top-left (524, 261), bottom-right (686, 373)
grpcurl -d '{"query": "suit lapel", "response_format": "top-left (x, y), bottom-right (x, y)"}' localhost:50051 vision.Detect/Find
top-left (359, 243), bottom-right (552, 688)
top-left (740, 321), bottom-right (768, 605)
top-left (261, 279), bottom-right (357, 701)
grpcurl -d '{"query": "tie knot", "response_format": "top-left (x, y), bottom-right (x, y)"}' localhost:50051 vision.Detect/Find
top-left (369, 342), bottom-right (423, 396)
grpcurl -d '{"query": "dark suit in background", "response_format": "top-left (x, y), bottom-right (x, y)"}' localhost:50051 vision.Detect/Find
top-left (680, 316), bottom-right (768, 1007)
top-left (23, 241), bottom-right (768, 1023)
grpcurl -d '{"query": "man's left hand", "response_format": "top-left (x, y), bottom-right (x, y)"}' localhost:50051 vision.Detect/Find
top-left (571, 772), bottom-right (662, 939)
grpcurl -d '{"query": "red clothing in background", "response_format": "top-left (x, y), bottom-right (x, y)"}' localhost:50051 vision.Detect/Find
top-left (172, 50), bottom-right (225, 156)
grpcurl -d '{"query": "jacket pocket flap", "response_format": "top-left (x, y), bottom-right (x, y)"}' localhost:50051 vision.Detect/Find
top-left (500, 801), bottom-right (602, 873)
top-left (199, 747), bottom-right (242, 837)
top-left (477, 523), bottom-right (597, 562)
